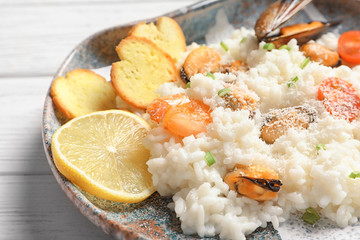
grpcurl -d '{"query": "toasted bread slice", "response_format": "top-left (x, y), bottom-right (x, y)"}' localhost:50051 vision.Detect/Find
top-left (51, 69), bottom-right (117, 119)
top-left (128, 17), bottom-right (186, 62)
top-left (111, 36), bottom-right (177, 109)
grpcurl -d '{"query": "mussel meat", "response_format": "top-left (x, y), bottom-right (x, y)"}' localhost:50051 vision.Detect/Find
top-left (224, 164), bottom-right (282, 201)
top-left (180, 46), bottom-right (221, 83)
top-left (260, 106), bottom-right (317, 144)
top-left (300, 42), bottom-right (340, 67)
top-left (219, 84), bottom-right (258, 117)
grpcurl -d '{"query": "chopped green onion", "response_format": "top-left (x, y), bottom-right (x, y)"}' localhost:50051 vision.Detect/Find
top-left (287, 76), bottom-right (299, 87)
top-left (186, 82), bottom-right (191, 88)
top-left (300, 57), bottom-right (310, 69)
top-left (204, 152), bottom-right (216, 166)
top-left (206, 72), bottom-right (215, 80)
top-left (240, 37), bottom-right (247, 44)
top-left (315, 143), bottom-right (326, 155)
top-left (263, 43), bottom-right (275, 51)
top-left (220, 41), bottom-right (229, 51)
top-left (349, 171), bottom-right (360, 179)
top-left (315, 143), bottom-right (326, 151)
top-left (302, 207), bottom-right (320, 225)
top-left (218, 88), bottom-right (231, 97)
top-left (279, 44), bottom-right (291, 51)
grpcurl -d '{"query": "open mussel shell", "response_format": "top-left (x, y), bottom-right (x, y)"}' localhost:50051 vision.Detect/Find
top-left (255, 0), bottom-right (313, 41)
top-left (264, 20), bottom-right (341, 48)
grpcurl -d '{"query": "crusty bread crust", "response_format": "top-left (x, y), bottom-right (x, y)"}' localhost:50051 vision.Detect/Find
top-left (51, 69), bottom-right (117, 119)
top-left (128, 17), bottom-right (186, 62)
top-left (111, 36), bottom-right (177, 109)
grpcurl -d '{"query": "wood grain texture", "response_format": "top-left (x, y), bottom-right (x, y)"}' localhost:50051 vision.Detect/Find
top-left (0, 175), bottom-right (109, 240)
top-left (0, 0), bottom-right (197, 239)
top-left (0, 77), bottom-right (50, 174)
top-left (0, 0), bottom-right (196, 77)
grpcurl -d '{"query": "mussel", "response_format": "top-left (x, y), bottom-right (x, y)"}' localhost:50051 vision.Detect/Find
top-left (255, 0), bottom-right (340, 48)
top-left (218, 84), bottom-right (258, 118)
top-left (260, 106), bottom-right (317, 144)
top-left (180, 46), bottom-right (221, 83)
top-left (300, 42), bottom-right (340, 67)
top-left (224, 164), bottom-right (282, 201)
top-left (180, 47), bottom-right (247, 83)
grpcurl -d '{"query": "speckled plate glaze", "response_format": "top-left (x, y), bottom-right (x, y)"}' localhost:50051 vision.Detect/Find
top-left (42, 0), bottom-right (360, 239)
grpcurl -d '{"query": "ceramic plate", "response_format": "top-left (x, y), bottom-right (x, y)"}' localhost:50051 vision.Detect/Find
top-left (42, 0), bottom-right (360, 239)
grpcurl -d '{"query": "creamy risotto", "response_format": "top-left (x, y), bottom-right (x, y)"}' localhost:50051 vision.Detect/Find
top-left (142, 27), bottom-right (360, 240)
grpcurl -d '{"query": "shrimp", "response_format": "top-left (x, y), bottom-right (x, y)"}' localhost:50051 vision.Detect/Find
top-left (147, 93), bottom-right (212, 137)
top-left (146, 93), bottom-right (190, 123)
top-left (224, 164), bottom-right (282, 201)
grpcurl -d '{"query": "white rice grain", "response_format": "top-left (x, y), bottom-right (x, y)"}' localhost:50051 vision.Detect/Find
top-left (144, 29), bottom-right (360, 239)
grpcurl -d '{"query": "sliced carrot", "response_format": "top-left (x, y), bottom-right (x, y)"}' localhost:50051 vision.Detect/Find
top-left (318, 77), bottom-right (360, 121)
top-left (338, 30), bottom-right (360, 65)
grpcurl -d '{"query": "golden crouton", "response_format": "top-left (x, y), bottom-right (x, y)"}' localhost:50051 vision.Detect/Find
top-left (111, 36), bottom-right (177, 109)
top-left (51, 69), bottom-right (117, 119)
top-left (129, 17), bottom-right (186, 62)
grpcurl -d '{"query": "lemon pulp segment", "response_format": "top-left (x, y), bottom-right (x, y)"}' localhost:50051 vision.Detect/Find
top-left (52, 110), bottom-right (154, 202)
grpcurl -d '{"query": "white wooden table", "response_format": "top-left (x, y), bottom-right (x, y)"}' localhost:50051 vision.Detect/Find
top-left (0, 1), bottom-right (196, 239)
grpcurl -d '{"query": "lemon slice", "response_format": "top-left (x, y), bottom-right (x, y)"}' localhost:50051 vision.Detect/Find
top-left (51, 110), bottom-right (155, 203)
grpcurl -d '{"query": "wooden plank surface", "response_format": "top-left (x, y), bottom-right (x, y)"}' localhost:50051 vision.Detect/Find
top-left (0, 175), bottom-right (109, 240)
top-left (0, 0), bottom-right (195, 77)
top-left (0, 0), bottom-right (197, 239)
top-left (0, 76), bottom-right (50, 174)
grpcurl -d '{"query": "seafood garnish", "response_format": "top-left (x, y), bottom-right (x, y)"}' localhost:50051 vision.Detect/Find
top-left (181, 46), bottom-right (221, 82)
top-left (255, 0), bottom-right (340, 47)
top-left (265, 20), bottom-right (341, 48)
top-left (220, 84), bottom-right (258, 114)
top-left (264, 106), bottom-right (316, 124)
top-left (180, 67), bottom-right (190, 83)
top-left (240, 177), bottom-right (282, 192)
top-left (221, 60), bottom-right (248, 74)
top-left (255, 0), bottom-right (313, 41)
top-left (224, 164), bottom-right (282, 201)
top-left (147, 93), bottom-right (212, 137)
top-left (300, 42), bottom-right (340, 67)
top-left (261, 106), bottom-right (317, 144)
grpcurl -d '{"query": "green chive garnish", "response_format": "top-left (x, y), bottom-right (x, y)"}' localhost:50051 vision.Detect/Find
top-left (287, 76), bottom-right (299, 87)
top-left (187, 82), bottom-right (191, 88)
top-left (240, 37), bottom-right (247, 44)
top-left (206, 72), bottom-right (215, 80)
top-left (349, 171), bottom-right (360, 179)
top-left (204, 152), bottom-right (216, 166)
top-left (302, 207), bottom-right (320, 225)
top-left (300, 57), bottom-right (310, 69)
top-left (279, 44), bottom-right (291, 51)
top-left (218, 88), bottom-right (231, 97)
top-left (220, 41), bottom-right (229, 51)
top-left (263, 43), bottom-right (275, 51)
top-left (315, 143), bottom-right (326, 151)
